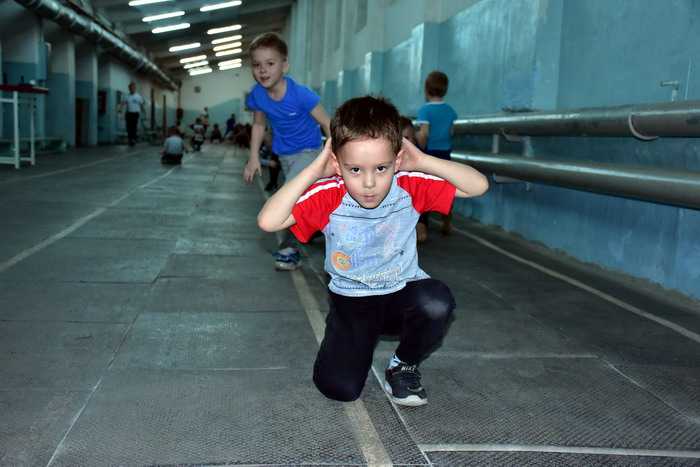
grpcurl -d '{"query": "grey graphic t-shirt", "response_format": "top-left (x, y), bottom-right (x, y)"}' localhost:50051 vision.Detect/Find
top-left (291, 172), bottom-right (455, 297)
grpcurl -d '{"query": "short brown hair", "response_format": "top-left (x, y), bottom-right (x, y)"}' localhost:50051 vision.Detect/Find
top-left (331, 96), bottom-right (401, 155)
top-left (424, 70), bottom-right (449, 98)
top-left (399, 116), bottom-right (414, 132)
top-left (249, 32), bottom-right (288, 58)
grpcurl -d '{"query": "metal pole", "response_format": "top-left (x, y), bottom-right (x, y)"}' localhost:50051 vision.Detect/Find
top-left (29, 97), bottom-right (36, 165)
top-left (13, 91), bottom-right (20, 169)
top-left (454, 100), bottom-right (700, 138)
top-left (452, 151), bottom-right (700, 210)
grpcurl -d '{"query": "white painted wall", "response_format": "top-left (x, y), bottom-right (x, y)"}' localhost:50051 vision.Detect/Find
top-left (180, 65), bottom-right (256, 124)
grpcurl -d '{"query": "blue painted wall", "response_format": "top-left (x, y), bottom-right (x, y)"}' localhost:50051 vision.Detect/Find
top-left (182, 97), bottom-right (241, 134)
top-left (45, 72), bottom-right (74, 145)
top-left (76, 80), bottom-right (95, 146)
top-left (312, 0), bottom-right (700, 299)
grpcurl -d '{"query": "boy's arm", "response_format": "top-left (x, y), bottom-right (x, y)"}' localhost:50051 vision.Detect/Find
top-left (416, 124), bottom-right (429, 149)
top-left (310, 104), bottom-right (331, 138)
top-left (244, 111), bottom-right (267, 184)
top-left (400, 138), bottom-right (489, 198)
top-left (258, 139), bottom-right (335, 232)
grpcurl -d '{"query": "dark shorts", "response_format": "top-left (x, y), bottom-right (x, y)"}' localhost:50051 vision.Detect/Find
top-left (425, 148), bottom-right (452, 160)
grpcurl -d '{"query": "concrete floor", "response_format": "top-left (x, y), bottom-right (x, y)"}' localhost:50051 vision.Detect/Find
top-left (0, 144), bottom-right (698, 466)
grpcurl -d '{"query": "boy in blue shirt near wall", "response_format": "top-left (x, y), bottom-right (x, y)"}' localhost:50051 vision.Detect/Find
top-left (416, 70), bottom-right (459, 239)
top-left (257, 96), bottom-right (488, 406)
top-left (243, 32), bottom-right (331, 270)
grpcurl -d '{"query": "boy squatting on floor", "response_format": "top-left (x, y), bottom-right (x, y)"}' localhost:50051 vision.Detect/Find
top-left (257, 96), bottom-right (489, 406)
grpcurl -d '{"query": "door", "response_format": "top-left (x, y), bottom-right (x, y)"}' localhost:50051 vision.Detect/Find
top-left (75, 98), bottom-right (85, 147)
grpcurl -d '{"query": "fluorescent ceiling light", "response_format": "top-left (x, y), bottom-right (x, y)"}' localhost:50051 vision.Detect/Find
top-left (184, 60), bottom-right (209, 69)
top-left (215, 48), bottom-right (242, 57)
top-left (129, 0), bottom-right (172, 6)
top-left (169, 42), bottom-right (200, 52)
top-left (200, 0), bottom-right (242, 12)
top-left (217, 58), bottom-right (242, 66)
top-left (142, 11), bottom-right (185, 22)
top-left (207, 24), bottom-right (242, 35)
top-left (189, 67), bottom-right (213, 76)
top-left (213, 42), bottom-right (242, 52)
top-left (211, 34), bottom-right (242, 44)
top-left (219, 63), bottom-right (242, 70)
top-left (180, 54), bottom-right (208, 63)
top-left (152, 23), bottom-right (190, 34)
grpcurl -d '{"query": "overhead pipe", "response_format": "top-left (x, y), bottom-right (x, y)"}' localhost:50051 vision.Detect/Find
top-left (453, 100), bottom-right (700, 139)
top-left (14, 0), bottom-right (177, 90)
top-left (452, 151), bottom-right (700, 210)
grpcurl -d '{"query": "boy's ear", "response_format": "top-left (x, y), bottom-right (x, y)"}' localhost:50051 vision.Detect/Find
top-left (331, 151), bottom-right (342, 176)
top-left (282, 58), bottom-right (289, 74)
top-left (394, 149), bottom-right (405, 171)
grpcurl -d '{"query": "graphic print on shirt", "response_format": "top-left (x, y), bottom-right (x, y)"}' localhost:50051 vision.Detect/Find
top-left (291, 173), bottom-right (456, 297)
top-left (328, 199), bottom-right (415, 291)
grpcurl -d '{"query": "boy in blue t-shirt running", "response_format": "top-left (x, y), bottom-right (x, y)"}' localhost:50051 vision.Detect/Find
top-left (243, 32), bottom-right (331, 270)
top-left (415, 70), bottom-right (458, 239)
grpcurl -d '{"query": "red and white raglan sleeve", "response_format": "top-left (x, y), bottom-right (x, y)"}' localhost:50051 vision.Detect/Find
top-left (290, 178), bottom-right (344, 243)
top-left (397, 172), bottom-right (456, 215)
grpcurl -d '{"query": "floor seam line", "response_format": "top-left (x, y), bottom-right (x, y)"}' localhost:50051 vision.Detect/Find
top-left (449, 223), bottom-right (700, 345)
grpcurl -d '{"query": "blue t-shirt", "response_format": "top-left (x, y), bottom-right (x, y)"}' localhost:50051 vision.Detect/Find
top-left (245, 77), bottom-right (322, 156)
top-left (416, 102), bottom-right (458, 151)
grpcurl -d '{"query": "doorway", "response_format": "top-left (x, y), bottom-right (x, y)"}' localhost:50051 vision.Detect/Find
top-left (75, 98), bottom-right (90, 147)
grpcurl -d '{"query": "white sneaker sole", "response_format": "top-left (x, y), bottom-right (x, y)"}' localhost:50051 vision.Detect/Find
top-left (383, 381), bottom-right (428, 407)
top-left (275, 260), bottom-right (301, 271)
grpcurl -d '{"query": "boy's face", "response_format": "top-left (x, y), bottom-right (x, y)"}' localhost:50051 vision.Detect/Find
top-left (332, 137), bottom-right (402, 209)
top-left (251, 47), bottom-right (288, 89)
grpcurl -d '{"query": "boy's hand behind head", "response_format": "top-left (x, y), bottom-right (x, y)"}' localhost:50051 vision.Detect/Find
top-left (397, 137), bottom-right (425, 172)
top-left (312, 138), bottom-right (338, 179)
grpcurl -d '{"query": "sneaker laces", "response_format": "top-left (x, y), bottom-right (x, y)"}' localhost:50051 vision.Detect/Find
top-left (397, 364), bottom-right (422, 386)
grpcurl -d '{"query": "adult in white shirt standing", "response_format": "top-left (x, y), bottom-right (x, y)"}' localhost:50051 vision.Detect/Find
top-left (119, 82), bottom-right (145, 146)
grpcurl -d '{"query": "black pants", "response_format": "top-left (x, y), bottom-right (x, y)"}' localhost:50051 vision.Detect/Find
top-left (161, 153), bottom-right (182, 165)
top-left (313, 278), bottom-right (455, 402)
top-left (125, 112), bottom-right (139, 144)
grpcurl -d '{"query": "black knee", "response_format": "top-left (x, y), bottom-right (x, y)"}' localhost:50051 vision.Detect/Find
top-left (313, 371), bottom-right (363, 402)
top-left (416, 279), bottom-right (455, 322)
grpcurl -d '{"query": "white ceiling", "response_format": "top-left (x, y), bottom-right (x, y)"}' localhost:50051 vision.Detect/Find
top-left (92, 0), bottom-right (293, 75)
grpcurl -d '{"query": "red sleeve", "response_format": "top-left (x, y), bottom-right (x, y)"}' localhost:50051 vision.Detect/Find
top-left (290, 178), bottom-right (345, 243)
top-left (397, 172), bottom-right (456, 215)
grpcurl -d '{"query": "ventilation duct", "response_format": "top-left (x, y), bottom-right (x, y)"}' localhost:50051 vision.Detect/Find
top-left (15, 0), bottom-right (177, 90)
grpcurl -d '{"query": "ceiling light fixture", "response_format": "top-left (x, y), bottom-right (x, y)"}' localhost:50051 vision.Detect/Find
top-left (184, 60), bottom-right (209, 69)
top-left (142, 11), bottom-right (185, 22)
top-left (211, 34), bottom-right (242, 44)
top-left (129, 0), bottom-right (172, 6)
top-left (152, 23), bottom-right (190, 34)
top-left (169, 42), bottom-right (200, 52)
top-left (219, 63), bottom-right (242, 70)
top-left (180, 54), bottom-right (208, 63)
top-left (215, 48), bottom-right (242, 57)
top-left (207, 24), bottom-right (242, 35)
top-left (217, 58), bottom-right (242, 66)
top-left (200, 0), bottom-right (242, 12)
top-left (212, 42), bottom-right (242, 52)
top-left (189, 67), bottom-right (213, 76)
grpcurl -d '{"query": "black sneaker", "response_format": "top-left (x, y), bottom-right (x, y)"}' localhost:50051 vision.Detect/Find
top-left (384, 363), bottom-right (427, 406)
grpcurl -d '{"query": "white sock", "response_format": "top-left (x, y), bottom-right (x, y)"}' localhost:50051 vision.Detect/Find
top-left (387, 354), bottom-right (403, 369)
